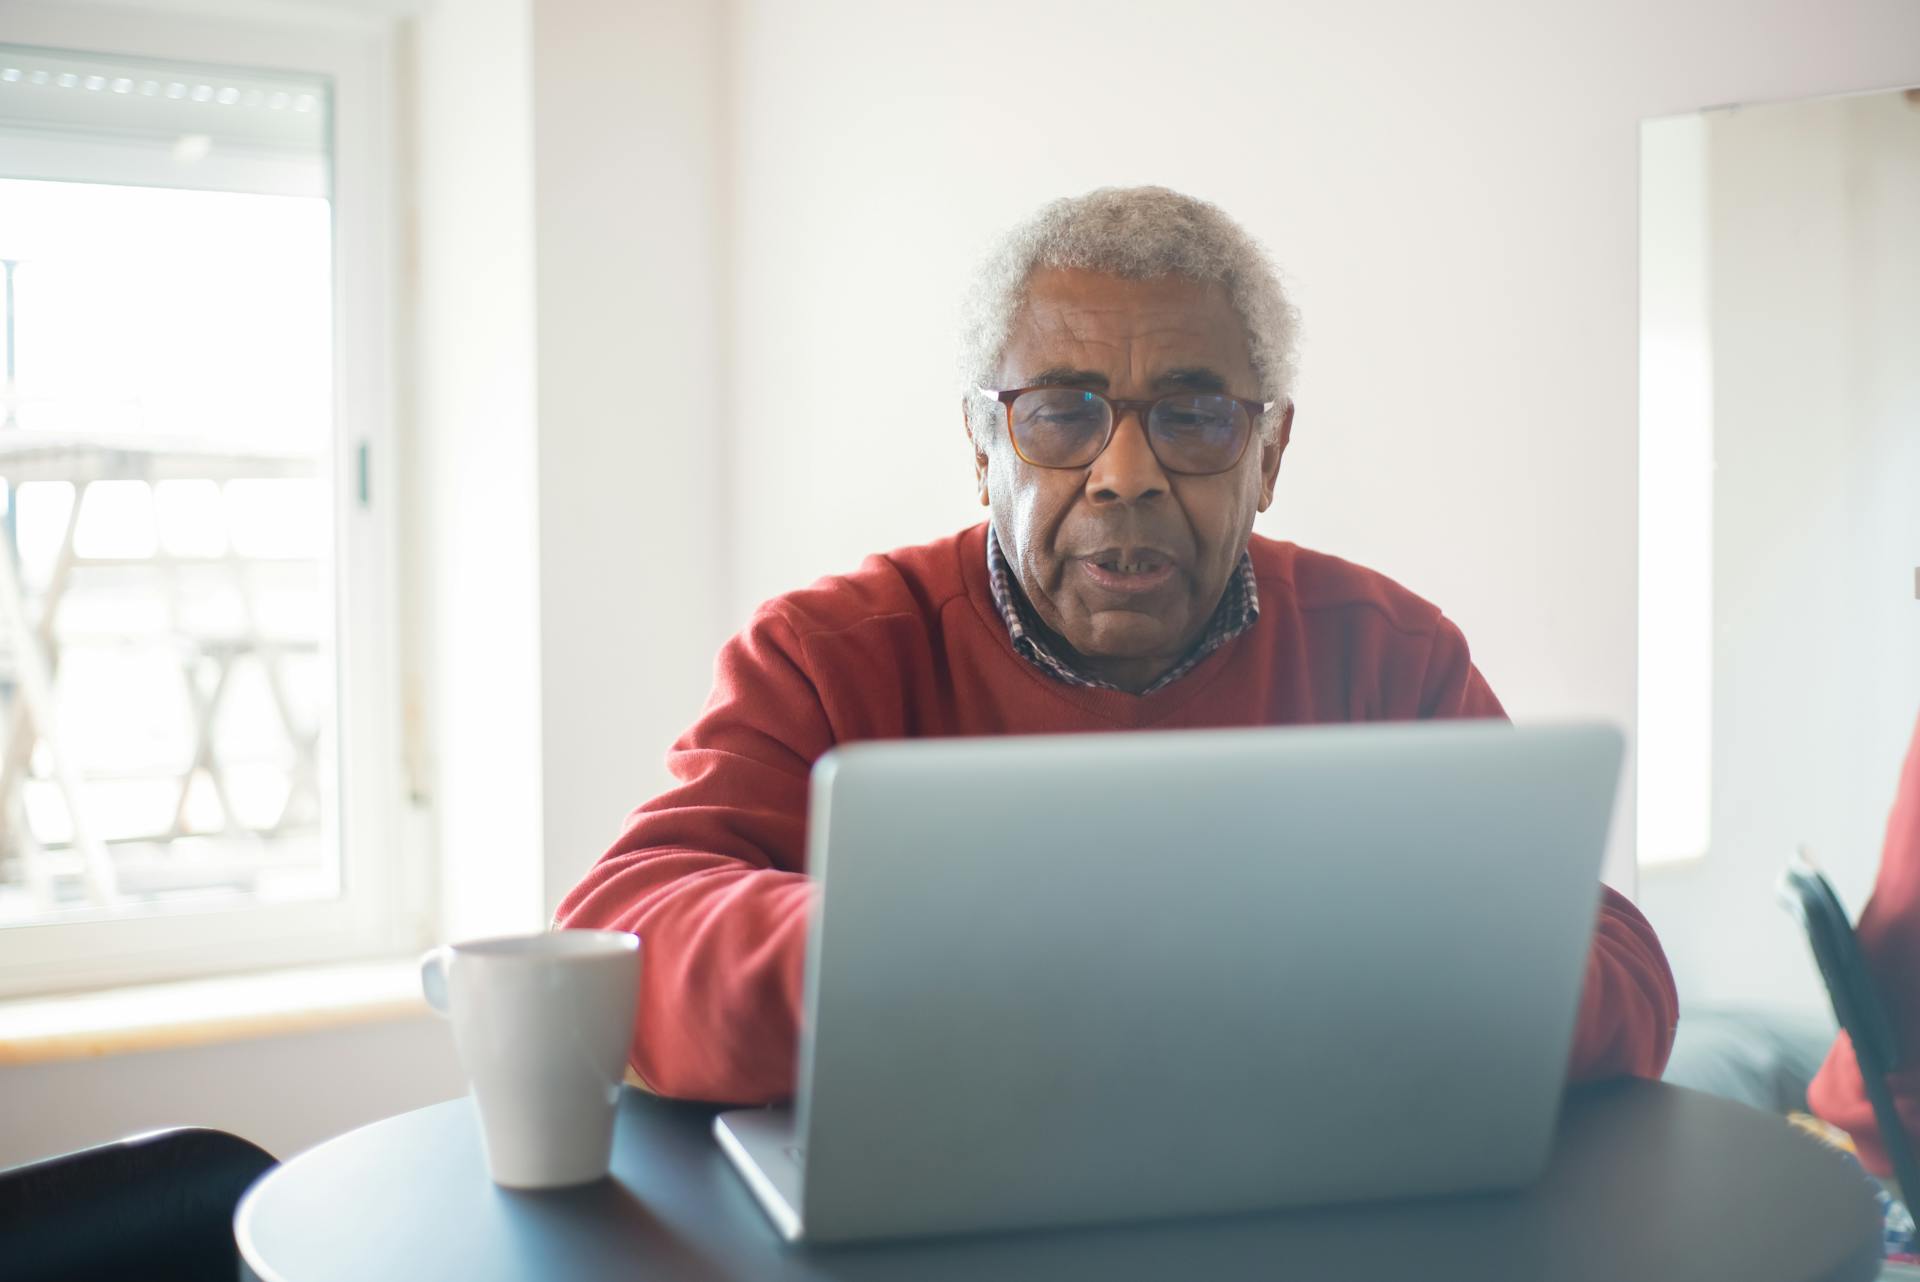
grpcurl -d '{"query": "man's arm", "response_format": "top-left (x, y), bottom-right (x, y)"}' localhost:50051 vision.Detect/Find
top-left (1567, 886), bottom-right (1679, 1081)
top-left (1419, 616), bottom-right (1680, 1082)
top-left (554, 608), bottom-right (827, 1105)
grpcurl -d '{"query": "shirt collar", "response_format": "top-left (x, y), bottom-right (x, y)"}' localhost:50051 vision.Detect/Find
top-left (984, 523), bottom-right (1259, 695)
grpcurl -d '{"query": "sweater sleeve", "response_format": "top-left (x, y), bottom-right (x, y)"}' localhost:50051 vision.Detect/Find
top-left (1419, 617), bottom-right (1680, 1083)
top-left (1565, 887), bottom-right (1680, 1082)
top-left (553, 607), bottom-right (829, 1105)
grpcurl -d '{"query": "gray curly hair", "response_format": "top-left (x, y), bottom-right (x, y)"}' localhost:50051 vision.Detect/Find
top-left (959, 186), bottom-right (1300, 444)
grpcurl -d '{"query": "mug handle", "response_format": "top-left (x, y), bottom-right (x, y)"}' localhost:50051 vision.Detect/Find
top-left (419, 945), bottom-right (453, 1018)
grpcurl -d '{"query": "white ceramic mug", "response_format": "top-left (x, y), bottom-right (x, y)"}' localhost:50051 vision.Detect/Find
top-left (419, 930), bottom-right (641, 1189)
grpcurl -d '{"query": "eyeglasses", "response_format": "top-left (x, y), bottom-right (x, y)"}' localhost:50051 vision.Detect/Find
top-left (979, 386), bottom-right (1274, 475)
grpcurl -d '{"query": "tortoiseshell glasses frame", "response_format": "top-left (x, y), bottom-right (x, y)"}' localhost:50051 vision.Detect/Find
top-left (978, 386), bottom-right (1275, 475)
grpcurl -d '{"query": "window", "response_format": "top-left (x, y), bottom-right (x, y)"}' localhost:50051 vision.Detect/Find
top-left (1637, 113), bottom-right (1714, 868)
top-left (0, 13), bottom-right (414, 996)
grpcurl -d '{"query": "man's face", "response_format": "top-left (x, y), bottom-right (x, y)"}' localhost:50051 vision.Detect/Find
top-left (972, 267), bottom-right (1291, 692)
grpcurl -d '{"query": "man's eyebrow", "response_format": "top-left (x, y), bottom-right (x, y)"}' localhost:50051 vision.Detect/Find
top-left (1021, 367), bottom-right (1110, 390)
top-left (1152, 367), bottom-right (1230, 393)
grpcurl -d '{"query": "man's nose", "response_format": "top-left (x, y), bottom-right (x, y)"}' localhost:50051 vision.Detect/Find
top-left (1085, 409), bottom-right (1168, 504)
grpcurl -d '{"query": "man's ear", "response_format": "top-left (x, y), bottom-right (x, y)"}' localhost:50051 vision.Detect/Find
top-left (966, 402), bottom-right (991, 506)
top-left (1255, 400), bottom-right (1294, 513)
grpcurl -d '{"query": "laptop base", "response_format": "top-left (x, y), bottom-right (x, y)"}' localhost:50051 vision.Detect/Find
top-left (714, 1108), bottom-right (804, 1242)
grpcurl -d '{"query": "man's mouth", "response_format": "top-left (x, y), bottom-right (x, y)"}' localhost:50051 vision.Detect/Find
top-left (1080, 549), bottom-right (1179, 594)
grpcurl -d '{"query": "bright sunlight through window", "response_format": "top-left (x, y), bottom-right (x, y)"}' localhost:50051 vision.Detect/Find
top-left (0, 46), bottom-right (340, 926)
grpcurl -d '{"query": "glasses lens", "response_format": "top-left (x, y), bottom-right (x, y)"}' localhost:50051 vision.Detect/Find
top-left (1010, 388), bottom-right (1111, 467)
top-left (1148, 394), bottom-right (1251, 473)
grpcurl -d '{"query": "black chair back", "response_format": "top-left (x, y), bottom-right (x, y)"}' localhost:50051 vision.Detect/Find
top-left (0, 1126), bottom-right (277, 1282)
top-left (1779, 859), bottom-right (1920, 1201)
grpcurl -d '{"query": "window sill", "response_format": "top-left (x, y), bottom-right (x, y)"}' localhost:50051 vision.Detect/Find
top-left (0, 958), bottom-right (429, 1066)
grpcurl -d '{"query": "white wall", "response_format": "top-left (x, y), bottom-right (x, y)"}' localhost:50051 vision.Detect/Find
top-left (0, 1016), bottom-right (462, 1168)
top-left (411, 0), bottom-right (732, 921)
top-left (1638, 90), bottom-right (1920, 1013)
top-left (531, 0), bottom-right (732, 913)
top-left (722, 0), bottom-right (1920, 893)
top-left (410, 0), bottom-right (546, 939)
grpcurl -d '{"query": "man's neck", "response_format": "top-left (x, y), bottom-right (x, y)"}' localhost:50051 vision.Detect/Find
top-left (1018, 614), bottom-right (1190, 694)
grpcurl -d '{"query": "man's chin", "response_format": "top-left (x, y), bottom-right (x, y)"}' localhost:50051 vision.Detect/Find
top-left (1065, 611), bottom-right (1185, 662)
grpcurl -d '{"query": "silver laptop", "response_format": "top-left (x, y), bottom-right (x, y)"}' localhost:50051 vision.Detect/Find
top-left (715, 720), bottom-right (1623, 1244)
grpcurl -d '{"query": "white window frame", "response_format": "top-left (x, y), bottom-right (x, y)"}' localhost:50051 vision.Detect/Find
top-left (0, 0), bottom-right (422, 996)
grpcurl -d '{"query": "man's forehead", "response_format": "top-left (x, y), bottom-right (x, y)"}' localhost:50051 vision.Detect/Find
top-left (1019, 266), bottom-right (1234, 319)
top-left (1002, 267), bottom-right (1255, 383)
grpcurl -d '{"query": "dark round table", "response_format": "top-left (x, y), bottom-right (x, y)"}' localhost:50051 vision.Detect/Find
top-left (235, 1080), bottom-right (1884, 1282)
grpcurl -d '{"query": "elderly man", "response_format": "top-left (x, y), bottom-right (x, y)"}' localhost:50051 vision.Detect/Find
top-left (557, 186), bottom-right (1678, 1105)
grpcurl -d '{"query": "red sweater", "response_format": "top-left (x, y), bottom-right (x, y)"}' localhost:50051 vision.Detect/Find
top-left (555, 524), bottom-right (1678, 1104)
top-left (1808, 707), bottom-right (1920, 1177)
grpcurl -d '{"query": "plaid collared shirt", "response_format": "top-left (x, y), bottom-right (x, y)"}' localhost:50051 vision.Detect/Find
top-left (985, 523), bottom-right (1260, 695)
